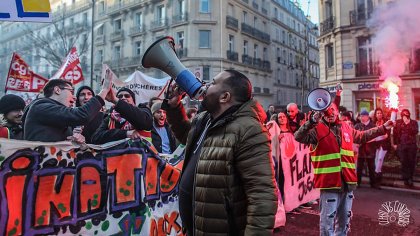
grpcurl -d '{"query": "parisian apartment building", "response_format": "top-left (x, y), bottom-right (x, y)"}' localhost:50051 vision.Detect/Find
top-left (0, 0), bottom-right (320, 109)
top-left (318, 0), bottom-right (420, 119)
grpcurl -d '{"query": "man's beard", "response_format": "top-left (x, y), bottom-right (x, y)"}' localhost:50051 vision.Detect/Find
top-left (201, 94), bottom-right (221, 115)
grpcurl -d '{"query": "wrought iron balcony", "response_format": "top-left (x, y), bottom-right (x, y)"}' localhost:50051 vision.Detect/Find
top-left (95, 35), bottom-right (105, 45)
top-left (252, 1), bottom-right (259, 10)
top-left (129, 25), bottom-right (145, 36)
top-left (263, 60), bottom-right (271, 70)
top-left (227, 50), bottom-right (239, 61)
top-left (226, 15), bottom-right (239, 30)
top-left (151, 18), bottom-right (168, 30)
top-left (320, 16), bottom-right (335, 35)
top-left (355, 62), bottom-right (381, 77)
top-left (241, 23), bottom-right (270, 44)
top-left (176, 48), bottom-right (188, 58)
top-left (253, 58), bottom-right (262, 67)
top-left (110, 30), bottom-right (124, 41)
top-left (172, 12), bottom-right (188, 24)
top-left (242, 55), bottom-right (253, 65)
top-left (349, 10), bottom-right (372, 26)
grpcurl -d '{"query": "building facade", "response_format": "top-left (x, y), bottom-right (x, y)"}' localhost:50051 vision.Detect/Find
top-left (0, 0), bottom-right (93, 91)
top-left (0, 0), bottom-right (319, 109)
top-left (318, 0), bottom-right (420, 119)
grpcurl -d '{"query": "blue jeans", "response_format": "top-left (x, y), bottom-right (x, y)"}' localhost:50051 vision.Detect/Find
top-left (319, 190), bottom-right (354, 236)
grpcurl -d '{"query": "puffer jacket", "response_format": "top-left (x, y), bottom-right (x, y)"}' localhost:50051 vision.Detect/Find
top-left (166, 99), bottom-right (278, 235)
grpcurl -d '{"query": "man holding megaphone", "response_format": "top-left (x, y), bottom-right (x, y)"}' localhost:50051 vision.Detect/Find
top-left (295, 91), bottom-right (393, 236)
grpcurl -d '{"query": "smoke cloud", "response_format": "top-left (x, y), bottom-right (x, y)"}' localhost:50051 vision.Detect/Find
top-left (369, 0), bottom-right (420, 79)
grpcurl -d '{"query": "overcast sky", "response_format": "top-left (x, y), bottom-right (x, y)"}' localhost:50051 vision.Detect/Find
top-left (300, 0), bottom-right (320, 24)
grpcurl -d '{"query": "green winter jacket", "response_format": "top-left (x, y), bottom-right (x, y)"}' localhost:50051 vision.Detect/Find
top-left (166, 99), bottom-right (278, 236)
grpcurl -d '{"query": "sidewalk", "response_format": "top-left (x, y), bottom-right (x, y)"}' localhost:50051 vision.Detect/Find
top-left (361, 176), bottom-right (420, 192)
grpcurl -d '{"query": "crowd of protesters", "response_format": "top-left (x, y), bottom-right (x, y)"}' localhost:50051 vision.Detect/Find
top-left (0, 74), bottom-right (418, 235)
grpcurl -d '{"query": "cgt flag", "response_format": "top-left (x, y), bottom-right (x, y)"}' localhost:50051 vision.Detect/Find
top-left (5, 52), bottom-right (48, 93)
top-left (50, 47), bottom-right (84, 85)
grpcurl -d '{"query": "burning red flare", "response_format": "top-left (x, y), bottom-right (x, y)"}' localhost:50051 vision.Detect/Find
top-left (381, 76), bottom-right (401, 121)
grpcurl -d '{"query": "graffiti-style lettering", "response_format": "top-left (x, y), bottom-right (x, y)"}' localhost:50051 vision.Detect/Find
top-left (150, 211), bottom-right (183, 236)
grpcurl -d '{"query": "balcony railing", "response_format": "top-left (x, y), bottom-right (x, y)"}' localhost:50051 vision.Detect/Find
top-left (95, 35), bottom-right (105, 45)
top-left (355, 62), bottom-right (381, 77)
top-left (129, 25), bottom-right (145, 36)
top-left (151, 18), bottom-right (168, 30)
top-left (349, 10), bottom-right (372, 26)
top-left (262, 8), bottom-right (268, 15)
top-left (172, 12), bottom-right (188, 24)
top-left (226, 15), bottom-right (239, 30)
top-left (176, 48), bottom-right (188, 58)
top-left (227, 50), bottom-right (239, 61)
top-left (252, 1), bottom-right (259, 10)
top-left (241, 23), bottom-right (270, 44)
top-left (263, 60), bottom-right (271, 70)
top-left (242, 55), bottom-right (253, 65)
top-left (320, 16), bottom-right (335, 35)
top-left (110, 30), bottom-right (124, 41)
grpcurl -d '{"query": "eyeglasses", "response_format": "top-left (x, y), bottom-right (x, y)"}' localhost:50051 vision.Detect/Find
top-left (117, 94), bottom-right (132, 99)
top-left (60, 87), bottom-right (74, 95)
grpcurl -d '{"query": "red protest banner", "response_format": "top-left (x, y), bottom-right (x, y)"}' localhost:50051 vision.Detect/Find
top-left (5, 53), bottom-right (48, 93)
top-left (50, 47), bottom-right (84, 85)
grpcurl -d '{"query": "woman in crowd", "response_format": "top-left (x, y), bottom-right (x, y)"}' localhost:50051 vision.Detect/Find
top-left (373, 108), bottom-right (390, 185)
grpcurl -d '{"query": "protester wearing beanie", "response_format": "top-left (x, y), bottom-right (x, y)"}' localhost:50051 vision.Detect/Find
top-left (74, 86), bottom-right (105, 143)
top-left (91, 87), bottom-right (153, 144)
top-left (0, 94), bottom-right (26, 139)
top-left (151, 102), bottom-right (177, 154)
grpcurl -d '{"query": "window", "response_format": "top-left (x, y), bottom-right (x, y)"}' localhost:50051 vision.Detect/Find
top-left (358, 37), bottom-right (374, 74)
top-left (135, 12), bottom-right (142, 26)
top-left (178, 0), bottom-right (185, 15)
top-left (326, 44), bottom-right (334, 68)
top-left (69, 17), bottom-right (74, 26)
top-left (200, 0), bottom-right (210, 13)
top-left (228, 4), bottom-right (234, 16)
top-left (203, 66), bottom-right (210, 81)
top-left (243, 40), bottom-right (248, 55)
top-left (97, 25), bottom-right (104, 35)
top-left (243, 11), bottom-right (247, 24)
top-left (82, 13), bottom-right (87, 24)
top-left (228, 35), bottom-right (234, 51)
top-left (199, 30), bottom-right (211, 48)
top-left (177, 31), bottom-right (185, 48)
top-left (98, 1), bottom-right (105, 13)
top-left (357, 0), bottom-right (373, 20)
top-left (412, 47), bottom-right (420, 72)
top-left (96, 50), bottom-right (103, 63)
top-left (113, 45), bottom-right (121, 60)
top-left (114, 19), bottom-right (122, 32)
top-left (263, 47), bottom-right (268, 60)
top-left (134, 41), bottom-right (141, 56)
top-left (254, 44), bottom-right (258, 58)
top-left (253, 16), bottom-right (258, 28)
top-left (157, 5), bottom-right (166, 24)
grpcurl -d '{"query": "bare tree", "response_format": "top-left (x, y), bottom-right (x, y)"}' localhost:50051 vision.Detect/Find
top-left (23, 6), bottom-right (91, 72)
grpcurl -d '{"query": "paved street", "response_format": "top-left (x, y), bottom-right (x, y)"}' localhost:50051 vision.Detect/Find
top-left (275, 186), bottom-right (420, 236)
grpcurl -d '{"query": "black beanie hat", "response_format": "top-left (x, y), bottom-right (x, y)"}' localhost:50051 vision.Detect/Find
top-left (0, 94), bottom-right (26, 115)
top-left (75, 86), bottom-right (95, 107)
top-left (117, 87), bottom-right (136, 104)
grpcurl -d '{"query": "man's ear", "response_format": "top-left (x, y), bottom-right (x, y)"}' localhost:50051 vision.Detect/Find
top-left (219, 91), bottom-right (232, 104)
top-left (54, 86), bottom-right (61, 95)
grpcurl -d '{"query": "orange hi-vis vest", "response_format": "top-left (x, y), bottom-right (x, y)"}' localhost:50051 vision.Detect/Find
top-left (310, 121), bottom-right (357, 189)
top-left (0, 127), bottom-right (10, 139)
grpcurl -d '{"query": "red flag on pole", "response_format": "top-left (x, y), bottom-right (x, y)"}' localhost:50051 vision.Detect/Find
top-left (5, 53), bottom-right (48, 93)
top-left (50, 47), bottom-right (84, 85)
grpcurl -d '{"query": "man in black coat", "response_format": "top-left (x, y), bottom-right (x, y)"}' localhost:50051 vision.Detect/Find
top-left (286, 103), bottom-right (305, 133)
top-left (91, 88), bottom-right (153, 144)
top-left (23, 79), bottom-right (111, 142)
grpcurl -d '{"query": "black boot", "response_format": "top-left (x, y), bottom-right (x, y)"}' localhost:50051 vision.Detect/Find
top-left (376, 172), bottom-right (382, 185)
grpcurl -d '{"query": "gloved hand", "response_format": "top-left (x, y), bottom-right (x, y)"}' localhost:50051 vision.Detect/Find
top-left (309, 111), bottom-right (322, 124)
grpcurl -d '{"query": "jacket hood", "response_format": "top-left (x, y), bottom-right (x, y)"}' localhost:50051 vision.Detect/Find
top-left (76, 86), bottom-right (95, 107)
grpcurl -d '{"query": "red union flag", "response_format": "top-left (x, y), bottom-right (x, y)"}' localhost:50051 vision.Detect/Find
top-left (5, 53), bottom-right (48, 93)
top-left (50, 47), bottom-right (84, 84)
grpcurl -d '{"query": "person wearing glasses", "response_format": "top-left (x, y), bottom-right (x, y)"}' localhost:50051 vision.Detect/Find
top-left (23, 79), bottom-right (111, 142)
top-left (91, 87), bottom-right (153, 144)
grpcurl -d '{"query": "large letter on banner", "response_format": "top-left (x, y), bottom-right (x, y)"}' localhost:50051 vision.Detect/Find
top-left (279, 133), bottom-right (320, 212)
top-left (0, 0), bottom-right (51, 22)
top-left (0, 139), bottom-right (185, 235)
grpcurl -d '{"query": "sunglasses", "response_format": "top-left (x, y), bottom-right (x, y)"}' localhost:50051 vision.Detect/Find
top-left (117, 94), bottom-right (132, 99)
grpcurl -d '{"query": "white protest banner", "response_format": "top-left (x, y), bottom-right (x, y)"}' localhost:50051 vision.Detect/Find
top-left (266, 121), bottom-right (286, 227)
top-left (0, 0), bottom-right (51, 22)
top-left (109, 69), bottom-right (170, 105)
top-left (50, 47), bottom-right (84, 85)
top-left (279, 133), bottom-right (320, 212)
